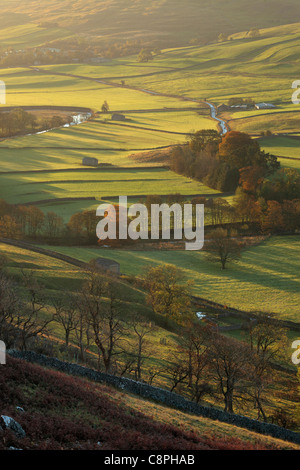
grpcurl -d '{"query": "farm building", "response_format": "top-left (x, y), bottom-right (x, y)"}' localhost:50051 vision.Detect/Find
top-left (111, 113), bottom-right (126, 121)
top-left (217, 104), bottom-right (230, 112)
top-left (82, 157), bottom-right (98, 166)
top-left (255, 103), bottom-right (277, 110)
top-left (94, 257), bottom-right (120, 275)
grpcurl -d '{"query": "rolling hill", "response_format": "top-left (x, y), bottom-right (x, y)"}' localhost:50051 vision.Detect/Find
top-left (1, 0), bottom-right (300, 47)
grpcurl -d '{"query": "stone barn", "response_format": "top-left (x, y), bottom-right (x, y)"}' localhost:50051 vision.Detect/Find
top-left (111, 113), bottom-right (126, 121)
top-left (94, 257), bottom-right (120, 275)
top-left (217, 104), bottom-right (230, 112)
top-left (82, 157), bottom-right (98, 166)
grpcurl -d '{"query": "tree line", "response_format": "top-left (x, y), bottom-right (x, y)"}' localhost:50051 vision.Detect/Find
top-left (170, 129), bottom-right (280, 192)
top-left (0, 108), bottom-right (71, 137)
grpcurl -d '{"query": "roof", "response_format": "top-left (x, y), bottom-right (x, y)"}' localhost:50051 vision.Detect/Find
top-left (95, 257), bottom-right (120, 267)
top-left (255, 103), bottom-right (276, 108)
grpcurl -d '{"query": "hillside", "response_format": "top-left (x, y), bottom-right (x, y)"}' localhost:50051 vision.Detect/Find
top-left (1, 355), bottom-right (299, 450)
top-left (1, 0), bottom-right (300, 47)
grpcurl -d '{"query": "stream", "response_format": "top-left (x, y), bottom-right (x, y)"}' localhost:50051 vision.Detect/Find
top-left (204, 102), bottom-right (228, 135)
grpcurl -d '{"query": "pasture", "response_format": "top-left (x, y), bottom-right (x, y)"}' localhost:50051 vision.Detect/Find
top-left (0, 168), bottom-right (219, 206)
top-left (0, 22), bottom-right (299, 320)
top-left (39, 236), bottom-right (300, 322)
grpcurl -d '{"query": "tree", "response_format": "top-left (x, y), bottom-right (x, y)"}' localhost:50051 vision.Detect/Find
top-left (78, 271), bottom-right (125, 372)
top-left (0, 273), bottom-right (21, 347)
top-left (234, 188), bottom-right (261, 224)
top-left (178, 324), bottom-right (212, 402)
top-left (23, 206), bottom-right (45, 237)
top-left (53, 296), bottom-right (78, 348)
top-left (248, 28), bottom-right (260, 39)
top-left (205, 228), bottom-right (241, 269)
top-left (260, 168), bottom-right (300, 203)
top-left (239, 166), bottom-right (264, 195)
top-left (210, 198), bottom-right (234, 225)
top-left (218, 33), bottom-right (228, 42)
top-left (0, 215), bottom-right (21, 239)
top-left (189, 129), bottom-right (220, 154)
top-left (208, 333), bottom-right (252, 413)
top-left (261, 200), bottom-right (284, 233)
top-left (101, 100), bottom-right (109, 113)
top-left (16, 271), bottom-right (53, 351)
top-left (137, 48), bottom-right (153, 63)
top-left (143, 264), bottom-right (193, 322)
top-left (247, 315), bottom-right (288, 421)
top-left (219, 131), bottom-right (279, 172)
top-left (125, 314), bottom-right (155, 381)
top-left (44, 211), bottom-right (64, 238)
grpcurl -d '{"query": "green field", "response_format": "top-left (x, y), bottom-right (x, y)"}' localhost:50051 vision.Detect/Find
top-left (36, 236), bottom-right (300, 322)
top-left (0, 168), bottom-right (220, 206)
top-left (0, 20), bottom-right (299, 321)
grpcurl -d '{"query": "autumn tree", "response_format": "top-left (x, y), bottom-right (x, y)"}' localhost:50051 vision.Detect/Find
top-left (143, 264), bottom-right (193, 322)
top-left (219, 131), bottom-right (279, 172)
top-left (44, 211), bottom-right (64, 238)
top-left (23, 206), bottom-right (45, 237)
top-left (0, 215), bottom-right (21, 239)
top-left (234, 187), bottom-right (261, 224)
top-left (261, 200), bottom-right (284, 232)
top-left (239, 165), bottom-right (264, 195)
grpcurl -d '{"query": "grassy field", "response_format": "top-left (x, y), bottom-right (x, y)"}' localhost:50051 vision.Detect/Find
top-left (0, 168), bottom-right (220, 205)
top-left (260, 136), bottom-right (300, 170)
top-left (0, 22), bottom-right (73, 48)
top-left (227, 112), bottom-right (300, 134)
top-left (37, 236), bottom-right (300, 322)
top-left (0, 21), bottom-right (299, 321)
top-left (0, 239), bottom-right (299, 426)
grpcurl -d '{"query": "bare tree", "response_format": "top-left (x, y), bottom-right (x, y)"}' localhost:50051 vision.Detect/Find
top-left (167, 359), bottom-right (189, 393)
top-left (205, 228), bottom-right (241, 269)
top-left (125, 315), bottom-right (156, 381)
top-left (208, 333), bottom-right (252, 413)
top-left (15, 271), bottom-right (53, 350)
top-left (79, 272), bottom-right (125, 372)
top-left (182, 324), bottom-right (212, 402)
top-left (0, 273), bottom-right (21, 347)
top-left (247, 315), bottom-right (288, 421)
top-left (73, 307), bottom-right (92, 362)
top-left (53, 295), bottom-right (78, 348)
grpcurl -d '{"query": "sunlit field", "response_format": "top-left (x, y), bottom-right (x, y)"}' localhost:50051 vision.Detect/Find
top-left (38, 236), bottom-right (300, 322)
